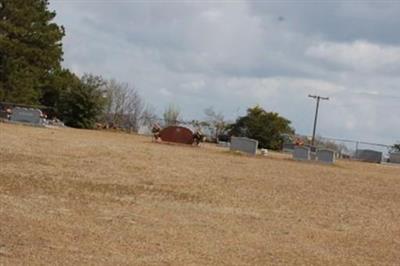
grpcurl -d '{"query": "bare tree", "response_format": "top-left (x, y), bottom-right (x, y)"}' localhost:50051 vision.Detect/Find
top-left (163, 104), bottom-right (180, 126)
top-left (141, 104), bottom-right (159, 129)
top-left (103, 79), bottom-right (144, 132)
top-left (204, 106), bottom-right (227, 141)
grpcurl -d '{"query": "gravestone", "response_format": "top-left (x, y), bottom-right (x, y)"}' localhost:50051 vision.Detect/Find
top-left (282, 143), bottom-right (295, 153)
top-left (10, 107), bottom-right (42, 125)
top-left (159, 126), bottom-right (194, 144)
top-left (389, 152), bottom-right (400, 164)
top-left (230, 137), bottom-right (258, 155)
top-left (317, 149), bottom-right (335, 164)
top-left (355, 149), bottom-right (382, 163)
top-left (293, 146), bottom-right (310, 161)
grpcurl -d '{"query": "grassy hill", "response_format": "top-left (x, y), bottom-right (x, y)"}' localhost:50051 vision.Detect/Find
top-left (0, 123), bottom-right (399, 265)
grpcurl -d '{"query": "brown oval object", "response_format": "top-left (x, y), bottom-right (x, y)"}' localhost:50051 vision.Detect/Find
top-left (159, 126), bottom-right (194, 144)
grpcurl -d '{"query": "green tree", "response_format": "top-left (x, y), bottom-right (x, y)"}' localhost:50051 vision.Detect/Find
top-left (0, 0), bottom-right (64, 104)
top-left (58, 74), bottom-right (106, 129)
top-left (39, 68), bottom-right (79, 117)
top-left (229, 106), bottom-right (294, 150)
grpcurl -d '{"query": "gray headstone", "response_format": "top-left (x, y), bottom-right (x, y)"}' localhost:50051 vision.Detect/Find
top-left (230, 137), bottom-right (258, 155)
top-left (389, 152), bottom-right (400, 164)
top-left (293, 146), bottom-right (310, 161)
top-left (282, 143), bottom-right (295, 152)
top-left (10, 107), bottom-right (42, 125)
top-left (317, 149), bottom-right (335, 164)
top-left (355, 149), bottom-right (382, 163)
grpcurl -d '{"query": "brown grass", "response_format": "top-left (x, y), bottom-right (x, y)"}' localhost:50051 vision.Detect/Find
top-left (0, 123), bottom-right (399, 265)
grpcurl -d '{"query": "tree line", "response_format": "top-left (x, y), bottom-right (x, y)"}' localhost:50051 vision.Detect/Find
top-left (0, 0), bottom-right (297, 150)
top-left (0, 1), bottom-right (152, 130)
top-left (9, 1), bottom-right (396, 152)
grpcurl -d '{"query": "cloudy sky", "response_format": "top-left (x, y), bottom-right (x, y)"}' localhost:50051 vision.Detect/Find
top-left (49, 0), bottom-right (400, 145)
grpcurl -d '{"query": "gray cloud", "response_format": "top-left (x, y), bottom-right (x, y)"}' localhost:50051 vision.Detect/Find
top-left (249, 1), bottom-right (400, 45)
top-left (49, 0), bottom-right (400, 145)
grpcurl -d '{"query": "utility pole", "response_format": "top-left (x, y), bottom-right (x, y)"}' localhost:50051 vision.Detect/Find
top-left (308, 95), bottom-right (329, 146)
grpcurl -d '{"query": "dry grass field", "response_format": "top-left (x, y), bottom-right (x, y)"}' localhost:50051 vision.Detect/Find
top-left (0, 123), bottom-right (400, 265)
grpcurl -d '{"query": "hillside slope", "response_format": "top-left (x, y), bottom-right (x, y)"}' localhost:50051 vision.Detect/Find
top-left (0, 123), bottom-right (399, 265)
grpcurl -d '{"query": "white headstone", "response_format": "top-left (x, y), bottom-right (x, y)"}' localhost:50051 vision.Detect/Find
top-left (230, 137), bottom-right (258, 155)
top-left (293, 146), bottom-right (310, 161)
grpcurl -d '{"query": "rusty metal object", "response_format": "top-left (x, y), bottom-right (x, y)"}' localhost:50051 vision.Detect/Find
top-left (159, 126), bottom-right (194, 144)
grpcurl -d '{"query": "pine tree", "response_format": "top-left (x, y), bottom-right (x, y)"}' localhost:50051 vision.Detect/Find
top-left (0, 0), bottom-right (64, 104)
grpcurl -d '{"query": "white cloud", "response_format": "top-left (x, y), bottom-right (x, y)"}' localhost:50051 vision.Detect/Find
top-left (49, 1), bottom-right (400, 145)
top-left (306, 41), bottom-right (400, 74)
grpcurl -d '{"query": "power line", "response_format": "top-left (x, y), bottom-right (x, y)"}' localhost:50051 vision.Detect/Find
top-left (308, 94), bottom-right (329, 146)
